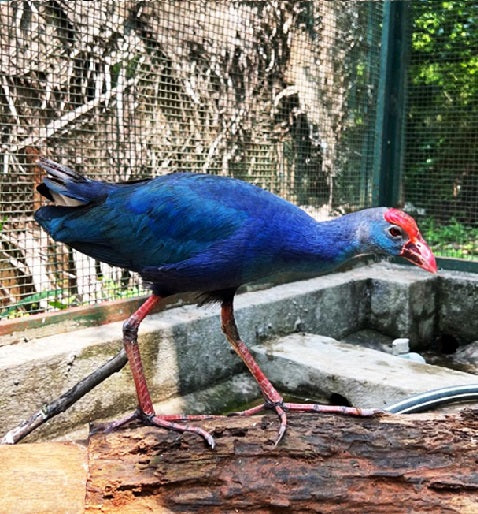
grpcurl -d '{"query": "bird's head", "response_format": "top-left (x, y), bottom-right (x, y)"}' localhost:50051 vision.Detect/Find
top-left (381, 208), bottom-right (437, 273)
top-left (358, 208), bottom-right (437, 273)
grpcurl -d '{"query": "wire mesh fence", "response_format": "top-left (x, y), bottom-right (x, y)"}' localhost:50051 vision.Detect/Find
top-left (0, 1), bottom-right (383, 317)
top-left (405, 0), bottom-right (478, 261)
top-left (0, 1), bottom-right (475, 319)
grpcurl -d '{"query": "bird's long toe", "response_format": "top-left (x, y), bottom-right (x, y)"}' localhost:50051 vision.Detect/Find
top-left (149, 414), bottom-right (216, 449)
top-left (273, 404), bottom-right (287, 446)
top-left (283, 402), bottom-right (384, 417)
top-left (89, 408), bottom-right (142, 434)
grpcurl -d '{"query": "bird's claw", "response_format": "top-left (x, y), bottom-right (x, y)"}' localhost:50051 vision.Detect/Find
top-left (89, 408), bottom-right (216, 449)
top-left (261, 399), bottom-right (288, 445)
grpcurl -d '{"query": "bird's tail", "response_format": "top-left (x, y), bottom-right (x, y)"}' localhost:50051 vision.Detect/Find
top-left (36, 157), bottom-right (110, 207)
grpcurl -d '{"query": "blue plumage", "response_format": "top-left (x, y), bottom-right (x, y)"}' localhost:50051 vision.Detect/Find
top-left (34, 158), bottom-right (425, 299)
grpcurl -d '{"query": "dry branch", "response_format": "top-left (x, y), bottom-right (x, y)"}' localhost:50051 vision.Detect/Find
top-left (1, 349), bottom-right (126, 445)
top-left (3, 77), bottom-right (140, 156)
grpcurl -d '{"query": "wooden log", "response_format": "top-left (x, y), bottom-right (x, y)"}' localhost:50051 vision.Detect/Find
top-left (85, 410), bottom-right (478, 513)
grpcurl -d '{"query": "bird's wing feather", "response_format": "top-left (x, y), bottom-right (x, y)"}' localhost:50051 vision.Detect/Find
top-left (35, 173), bottom-right (253, 271)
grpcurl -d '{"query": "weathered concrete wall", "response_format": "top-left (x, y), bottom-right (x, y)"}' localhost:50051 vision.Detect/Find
top-left (368, 267), bottom-right (437, 349)
top-left (0, 270), bottom-right (368, 440)
top-left (0, 263), bottom-right (476, 441)
top-left (438, 273), bottom-right (478, 345)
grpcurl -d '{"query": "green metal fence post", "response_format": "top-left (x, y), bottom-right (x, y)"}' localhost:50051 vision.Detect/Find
top-left (372, 0), bottom-right (410, 207)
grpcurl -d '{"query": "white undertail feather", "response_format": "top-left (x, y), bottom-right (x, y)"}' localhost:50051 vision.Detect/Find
top-left (49, 191), bottom-right (85, 207)
top-left (39, 158), bottom-right (90, 207)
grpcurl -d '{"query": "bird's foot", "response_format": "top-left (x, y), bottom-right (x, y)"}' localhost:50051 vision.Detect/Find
top-left (90, 408), bottom-right (222, 449)
top-left (228, 400), bottom-right (384, 447)
top-left (282, 402), bottom-right (384, 417)
top-left (228, 398), bottom-right (287, 447)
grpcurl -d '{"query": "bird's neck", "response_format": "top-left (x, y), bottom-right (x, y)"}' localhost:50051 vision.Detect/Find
top-left (311, 216), bottom-right (364, 261)
top-left (280, 211), bottom-right (374, 274)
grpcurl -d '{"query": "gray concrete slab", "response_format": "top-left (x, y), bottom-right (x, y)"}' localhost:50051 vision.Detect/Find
top-left (252, 333), bottom-right (478, 409)
top-left (0, 268), bottom-right (367, 439)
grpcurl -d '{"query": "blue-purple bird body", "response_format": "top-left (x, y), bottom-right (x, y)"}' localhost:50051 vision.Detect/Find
top-left (34, 158), bottom-right (437, 299)
top-left (33, 157), bottom-right (437, 448)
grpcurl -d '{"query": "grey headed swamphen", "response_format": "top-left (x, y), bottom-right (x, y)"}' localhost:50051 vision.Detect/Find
top-left (34, 157), bottom-right (437, 447)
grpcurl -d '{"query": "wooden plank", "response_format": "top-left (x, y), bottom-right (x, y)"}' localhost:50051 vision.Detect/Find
top-left (0, 442), bottom-right (87, 513)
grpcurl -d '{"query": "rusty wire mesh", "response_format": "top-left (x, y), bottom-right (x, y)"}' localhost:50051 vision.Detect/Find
top-left (4, 1), bottom-right (476, 320)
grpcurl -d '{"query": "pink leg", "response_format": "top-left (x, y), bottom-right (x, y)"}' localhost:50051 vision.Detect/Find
top-left (221, 299), bottom-right (287, 445)
top-left (221, 299), bottom-right (381, 445)
top-left (102, 294), bottom-right (218, 448)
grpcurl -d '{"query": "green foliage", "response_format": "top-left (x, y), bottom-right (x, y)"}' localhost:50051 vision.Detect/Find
top-left (0, 289), bottom-right (66, 319)
top-left (405, 1), bottom-right (478, 224)
top-left (97, 279), bottom-right (143, 300)
top-left (421, 217), bottom-right (478, 259)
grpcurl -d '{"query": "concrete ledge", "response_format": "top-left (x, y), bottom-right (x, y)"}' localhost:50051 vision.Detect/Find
top-left (438, 272), bottom-right (478, 343)
top-left (1, 269), bottom-right (372, 440)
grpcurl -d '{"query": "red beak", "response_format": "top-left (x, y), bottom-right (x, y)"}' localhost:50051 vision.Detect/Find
top-left (401, 234), bottom-right (437, 273)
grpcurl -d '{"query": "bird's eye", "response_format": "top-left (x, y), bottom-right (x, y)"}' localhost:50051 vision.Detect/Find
top-left (388, 226), bottom-right (402, 238)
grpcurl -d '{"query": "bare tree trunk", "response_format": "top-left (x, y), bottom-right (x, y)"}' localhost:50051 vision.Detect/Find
top-left (2, 411), bottom-right (477, 511)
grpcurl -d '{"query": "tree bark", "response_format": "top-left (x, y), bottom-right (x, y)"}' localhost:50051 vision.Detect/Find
top-left (84, 410), bottom-right (478, 513)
